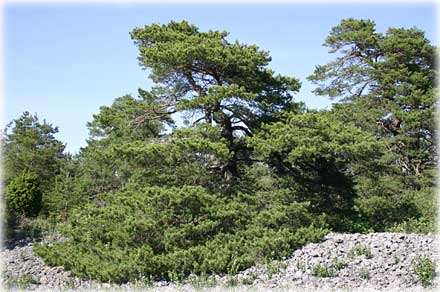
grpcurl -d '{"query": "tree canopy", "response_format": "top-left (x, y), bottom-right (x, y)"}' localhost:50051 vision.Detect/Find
top-left (308, 18), bottom-right (436, 177)
top-left (2, 111), bottom-right (65, 186)
top-left (130, 20), bottom-right (303, 178)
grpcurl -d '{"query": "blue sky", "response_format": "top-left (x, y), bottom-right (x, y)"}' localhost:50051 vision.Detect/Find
top-left (5, 3), bottom-right (436, 153)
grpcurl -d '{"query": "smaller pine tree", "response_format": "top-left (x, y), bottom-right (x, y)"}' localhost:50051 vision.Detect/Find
top-left (6, 172), bottom-right (42, 217)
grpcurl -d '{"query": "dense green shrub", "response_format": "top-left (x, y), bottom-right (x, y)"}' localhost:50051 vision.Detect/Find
top-left (388, 217), bottom-right (435, 234)
top-left (35, 185), bottom-right (328, 283)
top-left (43, 162), bottom-right (96, 222)
top-left (354, 187), bottom-right (435, 233)
top-left (6, 172), bottom-right (42, 217)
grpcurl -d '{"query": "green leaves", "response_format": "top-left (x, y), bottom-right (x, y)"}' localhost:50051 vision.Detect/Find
top-left (306, 18), bottom-right (436, 233)
top-left (87, 92), bottom-right (170, 142)
top-left (309, 18), bottom-right (436, 177)
top-left (36, 184), bottom-right (328, 282)
top-left (3, 112), bottom-right (65, 185)
top-left (325, 18), bottom-right (379, 53)
top-left (250, 110), bottom-right (386, 229)
top-left (6, 172), bottom-right (42, 217)
top-left (131, 20), bottom-right (272, 87)
top-left (130, 20), bottom-right (302, 179)
top-left (252, 111), bottom-right (383, 166)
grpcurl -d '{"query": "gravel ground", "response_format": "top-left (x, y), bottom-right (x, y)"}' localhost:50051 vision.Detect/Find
top-left (1, 232), bottom-right (438, 291)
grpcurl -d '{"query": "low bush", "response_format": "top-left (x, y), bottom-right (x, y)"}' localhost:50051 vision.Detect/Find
top-left (35, 185), bottom-right (329, 283)
top-left (6, 172), bottom-right (42, 217)
top-left (388, 217), bottom-right (434, 234)
top-left (354, 187), bottom-right (435, 233)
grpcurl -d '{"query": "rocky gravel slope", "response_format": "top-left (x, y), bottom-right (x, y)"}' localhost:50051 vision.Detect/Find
top-left (1, 232), bottom-right (438, 291)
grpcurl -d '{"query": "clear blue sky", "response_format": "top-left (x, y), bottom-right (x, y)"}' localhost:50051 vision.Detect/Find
top-left (5, 3), bottom-right (436, 154)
